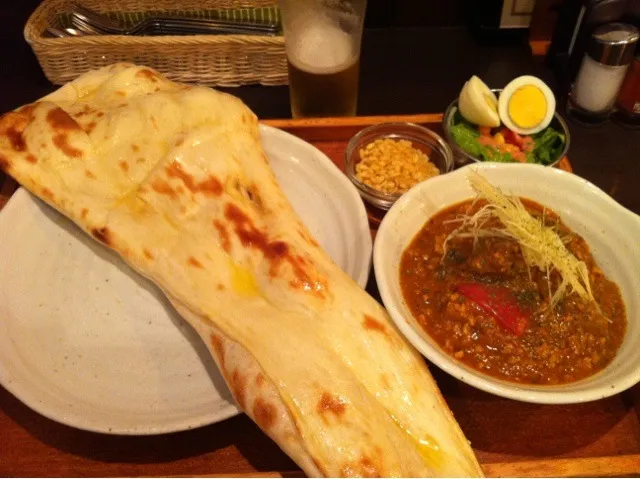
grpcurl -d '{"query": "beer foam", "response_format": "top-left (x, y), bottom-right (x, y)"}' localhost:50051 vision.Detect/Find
top-left (287, 22), bottom-right (355, 74)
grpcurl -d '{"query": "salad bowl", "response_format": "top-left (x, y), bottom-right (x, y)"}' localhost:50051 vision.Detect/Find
top-left (443, 89), bottom-right (570, 167)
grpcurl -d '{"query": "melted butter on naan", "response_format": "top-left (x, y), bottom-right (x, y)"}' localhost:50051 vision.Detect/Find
top-left (0, 63), bottom-right (483, 478)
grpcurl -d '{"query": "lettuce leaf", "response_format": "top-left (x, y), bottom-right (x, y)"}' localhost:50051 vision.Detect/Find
top-left (449, 115), bottom-right (483, 157)
top-left (531, 127), bottom-right (566, 165)
top-left (450, 112), bottom-right (516, 163)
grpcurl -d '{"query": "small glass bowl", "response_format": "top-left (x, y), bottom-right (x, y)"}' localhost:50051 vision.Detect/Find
top-left (345, 122), bottom-right (454, 210)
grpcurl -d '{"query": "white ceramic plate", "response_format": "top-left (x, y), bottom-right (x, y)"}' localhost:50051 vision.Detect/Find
top-left (0, 124), bottom-right (372, 434)
top-left (375, 163), bottom-right (640, 404)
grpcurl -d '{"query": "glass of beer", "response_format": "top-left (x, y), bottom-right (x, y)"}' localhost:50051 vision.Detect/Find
top-left (278, 0), bottom-right (367, 118)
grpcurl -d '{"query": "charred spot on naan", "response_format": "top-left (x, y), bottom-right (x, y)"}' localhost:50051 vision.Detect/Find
top-left (362, 314), bottom-right (401, 346)
top-left (136, 68), bottom-right (161, 83)
top-left (119, 161), bottom-right (129, 173)
top-left (5, 127), bottom-right (26, 151)
top-left (317, 392), bottom-right (347, 419)
top-left (46, 107), bottom-right (85, 158)
top-left (187, 256), bottom-right (203, 268)
top-left (131, 144), bottom-right (140, 152)
top-left (0, 105), bottom-right (35, 152)
top-left (47, 107), bottom-right (82, 132)
top-left (341, 452), bottom-right (384, 478)
top-left (224, 203), bottom-right (328, 296)
top-left (210, 333), bottom-right (226, 368)
top-left (360, 456), bottom-right (383, 478)
top-left (143, 249), bottom-right (154, 260)
top-left (41, 188), bottom-right (54, 201)
top-left (81, 208), bottom-right (89, 220)
top-left (165, 162), bottom-right (223, 197)
top-left (197, 177), bottom-right (224, 196)
top-left (26, 154), bottom-right (37, 164)
top-left (253, 397), bottom-right (277, 430)
top-left (85, 170), bottom-right (96, 179)
top-left (84, 121), bottom-right (98, 134)
top-left (151, 179), bottom-right (177, 199)
top-left (213, 219), bottom-right (232, 253)
top-left (230, 369), bottom-right (247, 409)
top-left (73, 105), bottom-right (96, 118)
top-left (246, 184), bottom-right (264, 211)
top-left (92, 227), bottom-right (112, 246)
top-left (363, 315), bottom-right (389, 335)
top-left (229, 178), bottom-right (265, 213)
top-left (224, 203), bottom-right (273, 253)
top-left (53, 135), bottom-right (83, 158)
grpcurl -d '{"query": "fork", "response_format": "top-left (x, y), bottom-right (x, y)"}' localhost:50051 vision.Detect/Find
top-left (44, 26), bottom-right (87, 37)
top-left (69, 3), bottom-right (279, 36)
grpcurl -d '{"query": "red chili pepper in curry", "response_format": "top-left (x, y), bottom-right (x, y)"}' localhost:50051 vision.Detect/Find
top-left (455, 283), bottom-right (529, 336)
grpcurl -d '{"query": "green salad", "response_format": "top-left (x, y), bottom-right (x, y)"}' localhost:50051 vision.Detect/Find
top-left (449, 110), bottom-right (566, 165)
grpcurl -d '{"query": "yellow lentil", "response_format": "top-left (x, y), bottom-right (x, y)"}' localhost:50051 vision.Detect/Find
top-left (355, 138), bottom-right (440, 194)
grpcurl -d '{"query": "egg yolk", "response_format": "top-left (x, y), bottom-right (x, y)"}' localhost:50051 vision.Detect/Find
top-left (508, 85), bottom-right (547, 129)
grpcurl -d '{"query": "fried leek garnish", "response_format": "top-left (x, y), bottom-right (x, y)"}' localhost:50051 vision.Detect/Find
top-left (443, 171), bottom-right (594, 310)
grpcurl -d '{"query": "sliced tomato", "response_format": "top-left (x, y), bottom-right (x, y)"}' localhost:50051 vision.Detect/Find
top-left (478, 126), bottom-right (492, 136)
top-left (521, 136), bottom-right (535, 152)
top-left (501, 128), bottom-right (524, 148)
top-left (478, 135), bottom-right (498, 147)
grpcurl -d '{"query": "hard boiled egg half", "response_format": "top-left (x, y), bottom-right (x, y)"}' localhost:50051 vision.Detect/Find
top-left (458, 76), bottom-right (500, 127)
top-left (498, 76), bottom-right (556, 135)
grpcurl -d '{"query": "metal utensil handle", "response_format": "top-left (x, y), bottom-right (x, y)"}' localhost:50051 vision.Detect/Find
top-left (144, 17), bottom-right (278, 34)
top-left (143, 23), bottom-right (278, 36)
top-left (152, 16), bottom-right (279, 30)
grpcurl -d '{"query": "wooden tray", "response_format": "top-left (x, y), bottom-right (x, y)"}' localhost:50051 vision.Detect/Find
top-left (1, 114), bottom-right (639, 479)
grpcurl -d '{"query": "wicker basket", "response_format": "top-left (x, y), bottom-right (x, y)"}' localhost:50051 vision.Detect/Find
top-left (24, 0), bottom-right (288, 87)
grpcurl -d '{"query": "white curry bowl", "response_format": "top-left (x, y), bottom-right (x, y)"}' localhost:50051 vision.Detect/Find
top-left (374, 162), bottom-right (640, 404)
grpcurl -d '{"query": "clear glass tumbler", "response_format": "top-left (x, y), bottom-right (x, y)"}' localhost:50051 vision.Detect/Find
top-left (278, 0), bottom-right (367, 118)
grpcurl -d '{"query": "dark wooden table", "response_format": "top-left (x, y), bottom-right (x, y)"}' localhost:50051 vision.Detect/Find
top-left (1, 6), bottom-right (640, 477)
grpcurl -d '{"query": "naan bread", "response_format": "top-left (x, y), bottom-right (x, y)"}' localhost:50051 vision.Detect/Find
top-left (0, 63), bottom-right (483, 477)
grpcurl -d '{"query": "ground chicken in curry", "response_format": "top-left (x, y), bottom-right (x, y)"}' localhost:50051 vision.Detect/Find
top-left (400, 198), bottom-right (626, 385)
